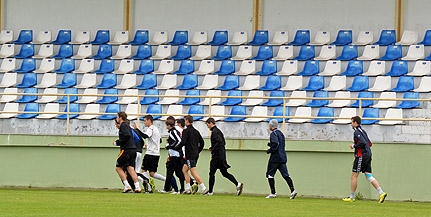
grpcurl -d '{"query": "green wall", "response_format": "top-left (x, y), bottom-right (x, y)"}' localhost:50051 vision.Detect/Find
top-left (0, 134), bottom-right (430, 202)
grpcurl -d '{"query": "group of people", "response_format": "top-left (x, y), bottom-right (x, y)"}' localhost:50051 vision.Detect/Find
top-left (114, 111), bottom-right (387, 203)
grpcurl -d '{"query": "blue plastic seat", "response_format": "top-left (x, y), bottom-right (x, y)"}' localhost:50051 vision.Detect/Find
top-left (293, 45), bottom-right (315, 60)
top-left (250, 45), bottom-right (272, 60)
top-left (350, 92), bottom-right (374, 107)
top-left (418, 30), bottom-right (431, 46)
top-left (57, 104), bottom-right (80, 119)
top-left (211, 45), bottom-right (232, 60)
top-left (171, 45), bottom-right (191, 60)
top-left (248, 30), bottom-right (269, 45)
top-left (15, 88), bottom-right (38, 103)
top-left (13, 30), bottom-right (33, 44)
top-left (92, 44), bottom-right (112, 59)
top-left (142, 104), bottom-right (162, 120)
top-left (207, 30), bottom-right (228, 45)
top-left (396, 92), bottom-right (420, 109)
top-left (95, 73), bottom-right (117, 89)
top-left (131, 45), bottom-right (152, 60)
top-left (255, 60), bottom-right (277, 76)
top-left (90, 30), bottom-right (110, 44)
top-left (98, 104), bottom-right (121, 120)
top-left (288, 30), bottom-right (310, 45)
top-left (374, 30), bottom-right (396, 45)
top-left (51, 30), bottom-right (71, 44)
top-left (56, 88), bottom-right (78, 103)
top-left (424, 52), bottom-right (431, 61)
top-left (262, 90), bottom-right (284, 106)
top-left (224, 106), bottom-right (246, 122)
top-left (140, 89), bottom-right (159, 105)
top-left (94, 59), bottom-right (114, 74)
top-left (178, 89), bottom-right (200, 105)
top-left (129, 30), bottom-right (149, 45)
top-left (271, 106), bottom-right (290, 122)
top-left (380, 45), bottom-right (402, 60)
top-left (260, 75), bottom-right (281, 91)
top-left (302, 76), bottom-right (324, 91)
top-left (306, 90), bottom-right (329, 107)
top-left (298, 60), bottom-right (320, 76)
top-left (134, 59), bottom-right (154, 74)
top-left (188, 105), bottom-right (204, 121)
top-left (136, 74), bottom-right (156, 89)
top-left (96, 89), bottom-right (118, 104)
top-left (213, 60), bottom-right (235, 75)
top-left (173, 60), bottom-right (194, 74)
top-left (361, 108), bottom-right (379, 125)
top-left (218, 75), bottom-right (239, 90)
top-left (14, 58), bottom-right (36, 73)
top-left (385, 60), bottom-right (408, 76)
top-left (52, 44), bottom-right (73, 59)
top-left (391, 76), bottom-right (414, 92)
top-left (346, 76), bottom-right (369, 91)
top-left (220, 90), bottom-right (242, 105)
top-left (16, 103), bottom-right (39, 119)
top-left (56, 73), bottom-right (77, 88)
top-left (16, 73), bottom-right (37, 88)
top-left (54, 59), bottom-right (75, 73)
top-left (13, 44), bottom-right (34, 58)
top-left (340, 60), bottom-right (363, 76)
top-left (177, 74), bottom-right (198, 90)
top-left (168, 30), bottom-right (188, 45)
top-left (331, 30), bottom-right (352, 45)
top-left (311, 107), bottom-right (334, 124)
top-left (336, 45), bottom-right (358, 60)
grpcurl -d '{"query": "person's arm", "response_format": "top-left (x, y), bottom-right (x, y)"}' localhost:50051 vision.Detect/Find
top-left (166, 130), bottom-right (182, 150)
top-left (116, 123), bottom-right (132, 146)
top-left (133, 127), bottom-right (149, 139)
top-left (210, 130), bottom-right (223, 153)
top-left (198, 132), bottom-right (205, 153)
top-left (266, 131), bottom-right (279, 154)
top-left (178, 128), bottom-right (188, 149)
top-left (352, 131), bottom-right (368, 149)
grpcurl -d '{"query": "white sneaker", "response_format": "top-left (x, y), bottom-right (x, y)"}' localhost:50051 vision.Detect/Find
top-left (201, 189), bottom-right (209, 195)
top-left (157, 189), bottom-right (168, 194)
top-left (290, 191), bottom-right (297, 199)
top-left (203, 192), bottom-right (213, 196)
top-left (236, 183), bottom-right (244, 196)
top-left (265, 193), bottom-right (277, 199)
top-left (122, 186), bottom-right (132, 193)
top-left (182, 189), bottom-right (192, 194)
top-left (171, 191), bottom-right (180, 195)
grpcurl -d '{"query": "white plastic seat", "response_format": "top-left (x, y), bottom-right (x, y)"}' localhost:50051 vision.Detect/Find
top-left (309, 31), bottom-right (331, 45)
top-left (75, 73), bottom-right (97, 88)
top-left (354, 31), bottom-right (373, 45)
top-left (0, 58), bottom-right (16, 72)
top-left (319, 60), bottom-right (341, 76)
top-left (72, 44), bottom-right (93, 59)
top-left (314, 45), bottom-right (336, 60)
top-left (35, 73), bottom-right (57, 88)
top-left (396, 30), bottom-right (418, 45)
top-left (190, 45), bottom-right (211, 60)
top-left (327, 91), bottom-right (351, 108)
top-left (125, 104), bottom-right (139, 120)
top-left (231, 45), bottom-right (252, 60)
top-left (150, 45), bottom-right (171, 60)
top-left (115, 74), bottom-right (136, 89)
top-left (109, 31), bottom-right (129, 45)
top-left (0, 73), bottom-right (17, 87)
top-left (116, 89), bottom-right (139, 104)
top-left (76, 88), bottom-right (98, 104)
top-left (71, 30), bottom-right (91, 44)
top-left (401, 45), bottom-right (425, 61)
top-left (413, 77), bottom-right (431, 92)
top-left (357, 45), bottom-right (380, 60)
top-left (35, 88), bottom-right (58, 103)
top-left (156, 74), bottom-right (177, 89)
top-left (285, 91), bottom-right (306, 106)
top-left (238, 75), bottom-right (260, 90)
top-left (372, 92), bottom-right (397, 108)
top-left (111, 45), bottom-right (132, 59)
top-left (268, 31), bottom-right (289, 45)
top-left (203, 105), bottom-right (225, 121)
top-left (74, 59), bottom-right (95, 73)
top-left (368, 76), bottom-right (391, 92)
top-left (77, 104), bottom-right (100, 120)
top-left (281, 76), bottom-right (303, 91)
top-left (36, 103), bottom-right (60, 119)
top-left (277, 60), bottom-right (298, 76)
top-left (153, 60), bottom-right (175, 74)
top-left (362, 61), bottom-right (386, 76)
top-left (0, 30), bottom-right (14, 44)
top-left (324, 76), bottom-right (346, 91)
top-left (378, 108), bottom-right (403, 125)
top-left (149, 31), bottom-right (169, 45)
top-left (194, 60), bottom-right (215, 75)
top-left (199, 90), bottom-right (221, 105)
top-left (34, 58), bottom-right (55, 73)
top-left (244, 106), bottom-right (268, 122)
top-left (241, 90), bottom-right (264, 106)
top-left (228, 31), bottom-right (248, 45)
top-left (0, 87), bottom-right (18, 102)
top-left (332, 108), bottom-right (357, 124)
top-left (288, 107), bottom-right (312, 123)
top-left (158, 89), bottom-right (180, 104)
top-left (33, 44), bottom-right (54, 59)
top-left (0, 102), bottom-right (19, 118)
top-left (407, 61), bottom-right (431, 76)
top-left (188, 31), bottom-right (208, 45)
top-left (234, 60), bottom-right (256, 75)
top-left (0, 44), bottom-right (15, 58)
top-left (272, 45), bottom-right (293, 60)
top-left (113, 59), bottom-right (134, 74)
top-left (197, 75), bottom-right (218, 90)
top-left (160, 105), bottom-right (183, 120)
top-left (33, 31), bottom-right (52, 44)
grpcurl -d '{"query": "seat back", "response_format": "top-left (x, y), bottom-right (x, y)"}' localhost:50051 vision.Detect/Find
top-left (132, 45), bottom-right (152, 60)
top-left (13, 30), bottom-right (33, 44)
top-left (232, 45), bottom-right (252, 60)
top-left (396, 92), bottom-right (420, 108)
top-left (363, 60), bottom-right (385, 76)
top-left (336, 45), bottom-right (358, 60)
top-left (278, 60), bottom-right (298, 75)
top-left (16, 87), bottom-right (38, 103)
top-left (298, 60), bottom-right (319, 76)
top-left (90, 30), bottom-right (110, 44)
top-left (74, 44), bottom-right (92, 59)
top-left (220, 90), bottom-right (242, 105)
top-left (36, 58), bottom-right (55, 73)
top-left (333, 108), bottom-right (357, 124)
top-left (214, 60), bottom-right (235, 75)
top-left (310, 31), bottom-right (330, 45)
top-left (116, 74), bottom-right (136, 89)
top-left (272, 106), bottom-right (290, 122)
top-left (129, 30), bottom-right (149, 45)
top-left (112, 45), bottom-right (131, 59)
top-left (56, 88), bottom-right (78, 103)
top-left (331, 30), bottom-right (352, 45)
top-left (72, 30), bottom-right (91, 44)
top-left (347, 76), bottom-right (368, 91)
top-left (207, 30), bottom-right (228, 45)
top-left (248, 30), bottom-right (268, 45)
top-left (92, 44), bottom-right (112, 59)
top-left (110, 31), bottom-right (129, 44)
top-left (34, 30), bottom-right (52, 44)
top-left (380, 45), bottom-right (402, 60)
top-left (256, 60), bottom-right (277, 76)
top-left (140, 89), bottom-right (159, 105)
top-left (114, 59), bottom-right (134, 74)
top-left (324, 75), bottom-right (346, 91)
top-left (195, 60), bottom-right (215, 75)
top-left (386, 60), bottom-right (408, 76)
top-left (98, 104), bottom-right (121, 120)
top-left (0, 87), bottom-right (18, 102)
top-left (15, 44), bottom-right (34, 58)
top-left (55, 58), bottom-right (75, 73)
top-left (288, 30), bottom-right (310, 45)
top-left (75, 59), bottom-right (94, 73)
top-left (306, 90), bottom-right (329, 107)
top-left (409, 61), bottom-right (431, 76)
top-left (273, 45), bottom-right (293, 60)
top-left (177, 74), bottom-right (198, 90)
top-left (294, 45), bottom-right (314, 60)
top-left (173, 60), bottom-right (194, 75)
top-left (391, 76), bottom-right (414, 92)
top-left (54, 44), bottom-right (73, 59)
top-left (236, 60), bottom-right (256, 75)
top-left (374, 30), bottom-right (396, 45)
top-left (281, 75), bottom-right (303, 91)
top-left (95, 59), bottom-right (115, 74)
top-left (156, 74), bottom-right (177, 89)
top-left (97, 89), bottom-right (118, 104)
top-left (311, 107), bottom-right (334, 123)
top-left (262, 90), bottom-right (284, 106)
top-left (16, 102), bottom-right (39, 119)
top-left (211, 45), bottom-right (232, 60)
top-left (134, 59), bottom-right (154, 75)
top-left (351, 91), bottom-right (374, 107)
top-left (178, 89), bottom-right (200, 105)
top-left (260, 75), bottom-right (281, 91)
top-left (146, 104), bottom-right (162, 120)
top-left (230, 31), bottom-right (248, 45)
top-left (315, 45), bottom-right (336, 60)
top-left (15, 58), bottom-right (36, 73)
top-left (358, 45), bottom-right (380, 60)
top-left (320, 60), bottom-right (341, 76)
top-left (302, 76), bottom-right (324, 91)
top-left (355, 31), bottom-right (373, 45)
top-left (269, 31), bottom-right (289, 45)
top-left (171, 45), bottom-right (191, 60)
top-left (168, 30), bottom-right (188, 45)
top-left (188, 105), bottom-right (204, 121)
top-left (239, 75), bottom-right (260, 90)
top-left (0, 30), bottom-right (14, 44)
top-left (218, 75), bottom-right (239, 90)
top-left (189, 31), bottom-right (208, 45)
top-left (0, 58), bottom-right (16, 72)
top-left (224, 106), bottom-right (246, 122)
top-left (252, 45), bottom-right (273, 60)
top-left (0, 44), bottom-right (15, 57)
top-left (361, 108), bottom-right (379, 124)
top-left (96, 73), bottom-right (117, 89)
top-left (16, 72), bottom-right (37, 88)
top-left (341, 60), bottom-right (363, 76)
top-left (150, 31), bottom-right (169, 45)
top-left (52, 30), bottom-right (71, 44)
top-left (397, 30), bottom-right (418, 45)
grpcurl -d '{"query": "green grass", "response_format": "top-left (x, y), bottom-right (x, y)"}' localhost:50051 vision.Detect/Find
top-left (0, 188), bottom-right (429, 217)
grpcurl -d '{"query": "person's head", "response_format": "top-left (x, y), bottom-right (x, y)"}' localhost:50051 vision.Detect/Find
top-left (116, 111), bottom-right (128, 124)
top-left (351, 116), bottom-right (361, 129)
top-left (269, 119), bottom-right (278, 131)
top-left (143, 115), bottom-right (153, 127)
top-left (184, 115), bottom-right (193, 126)
top-left (176, 118), bottom-right (185, 129)
top-left (205, 117), bottom-right (216, 129)
top-left (165, 116), bottom-right (175, 130)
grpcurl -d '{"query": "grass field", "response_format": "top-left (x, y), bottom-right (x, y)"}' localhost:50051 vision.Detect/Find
top-left (0, 188), bottom-right (429, 217)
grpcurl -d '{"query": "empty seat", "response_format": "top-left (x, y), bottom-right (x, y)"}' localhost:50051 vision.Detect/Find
top-left (35, 73), bottom-right (56, 88)
top-left (15, 88), bottom-right (37, 103)
top-left (293, 45), bottom-right (314, 60)
top-left (224, 106), bottom-right (246, 122)
top-left (340, 60), bottom-right (363, 76)
top-left (385, 60), bottom-right (408, 76)
top-left (0, 58), bottom-right (16, 72)
top-left (113, 59), bottom-right (134, 74)
top-left (111, 45), bottom-right (132, 59)
top-left (161, 105), bottom-right (183, 121)
top-left (361, 108), bottom-right (379, 125)
top-left (401, 45), bottom-right (425, 61)
top-left (324, 75), bottom-right (346, 91)
top-left (194, 60), bottom-right (215, 75)
top-left (199, 89), bottom-right (221, 105)
top-left (311, 107), bottom-right (334, 124)
top-left (34, 58), bottom-right (55, 73)
top-left (16, 72), bottom-right (37, 88)
top-left (268, 31), bottom-right (289, 45)
top-left (414, 77), bottom-right (431, 92)
top-left (327, 91), bottom-right (351, 108)
top-left (336, 45), bottom-right (358, 60)
top-left (171, 45), bottom-right (192, 60)
top-left (140, 89), bottom-right (159, 105)
top-left (418, 30), bottom-right (431, 46)
top-left (0, 87), bottom-right (18, 102)
top-left (98, 104), bottom-right (120, 120)
top-left (52, 44), bottom-right (73, 59)
top-left (346, 76), bottom-right (368, 91)
top-left (14, 44), bottom-right (34, 59)
top-left (0, 73), bottom-right (18, 87)
top-left (70, 44), bottom-right (92, 59)
top-left (380, 45), bottom-right (402, 60)
top-left (319, 60), bottom-right (341, 76)
top-left (109, 31), bottom-right (129, 45)
top-left (372, 92), bottom-right (397, 108)
top-left (77, 104), bottom-right (100, 120)
top-left (116, 89), bottom-right (139, 104)
top-left (131, 45), bottom-right (152, 60)
top-left (76, 88), bottom-right (98, 104)
top-left (207, 30), bottom-right (228, 45)
top-left (314, 45), bottom-right (336, 60)
top-left (153, 60), bottom-right (175, 74)
top-left (288, 107), bottom-right (312, 123)
top-left (218, 75), bottom-right (239, 90)
top-left (95, 73), bottom-right (116, 89)
top-left (115, 74), bottom-right (136, 89)
top-left (396, 92), bottom-right (420, 109)
top-left (244, 106), bottom-right (268, 122)
top-left (0, 30), bottom-right (14, 44)
top-left (368, 76), bottom-right (391, 92)
top-left (248, 30), bottom-right (268, 45)
top-left (211, 45), bottom-right (232, 60)
top-left (32, 30), bottom-right (52, 44)
top-left (306, 90), bottom-right (329, 107)
top-left (332, 108), bottom-right (357, 124)
top-left (57, 104), bottom-right (80, 119)
top-left (396, 30), bottom-right (418, 45)
top-left (277, 60), bottom-right (298, 76)
top-left (14, 58), bottom-right (35, 73)
top-left (188, 105), bottom-right (204, 121)
top-left (362, 61), bottom-right (386, 76)
top-left (56, 88), bottom-right (78, 103)
top-left (288, 30), bottom-right (310, 45)
top-left (136, 74), bottom-right (157, 89)
top-left (89, 30), bottom-right (110, 44)
top-left (231, 45), bottom-right (252, 60)
top-left (129, 30), bottom-right (149, 45)
top-left (156, 74), bottom-right (177, 89)
top-left (71, 30), bottom-right (91, 44)
top-left (56, 73), bottom-right (77, 88)
top-left (144, 104), bottom-right (162, 120)
top-left (94, 59), bottom-right (114, 74)
top-left (355, 31), bottom-right (373, 45)
top-left (350, 92), bottom-right (374, 108)
top-left (190, 45), bottom-right (211, 60)
top-left (158, 89), bottom-right (180, 104)
top-left (0, 44), bottom-right (15, 58)
top-left (220, 90), bottom-right (242, 106)
top-left (260, 90), bottom-right (284, 107)
top-left (260, 75), bottom-right (281, 91)
top-left (241, 90), bottom-right (264, 106)
top-left (407, 61), bottom-right (431, 76)
top-left (228, 31), bottom-right (248, 45)
top-left (167, 30), bottom-right (188, 45)
top-left (54, 58), bottom-right (74, 73)
top-left (285, 91), bottom-right (307, 107)
top-left (177, 74), bottom-right (198, 90)
top-left (75, 73), bottom-right (97, 88)
top-left (188, 31), bottom-right (208, 45)
top-left (234, 60), bottom-right (256, 75)
top-left (173, 60), bottom-right (194, 75)
top-left (133, 59), bottom-right (154, 74)
top-left (391, 76), bottom-right (414, 92)
top-left (378, 108), bottom-right (403, 125)
top-left (213, 60), bottom-right (235, 75)
top-left (201, 105), bottom-right (224, 121)
top-left (74, 59), bottom-right (95, 74)
top-left (96, 89), bottom-right (118, 104)
top-left (92, 44), bottom-right (112, 59)
top-left (36, 103), bottom-right (60, 119)
top-left (51, 30), bottom-right (71, 44)
top-left (302, 76), bottom-right (324, 91)
top-left (16, 103), bottom-right (39, 119)
top-left (13, 30), bottom-right (33, 44)
top-left (197, 74), bottom-right (218, 90)
top-left (149, 31), bottom-right (169, 45)
top-left (281, 75), bottom-right (303, 91)
top-left (374, 30), bottom-right (396, 45)
top-left (272, 45), bottom-right (293, 60)
top-left (357, 45), bottom-right (380, 60)
top-left (150, 45), bottom-right (171, 60)
top-left (309, 31), bottom-right (330, 45)
top-left (297, 60), bottom-right (319, 76)
top-left (178, 89), bottom-right (200, 105)
top-left (331, 30), bottom-right (352, 45)
top-left (256, 60), bottom-right (277, 76)
top-left (238, 75), bottom-right (260, 90)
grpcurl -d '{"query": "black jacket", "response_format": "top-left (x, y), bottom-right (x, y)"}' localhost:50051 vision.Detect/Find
top-left (266, 128), bottom-right (287, 163)
top-left (179, 125), bottom-right (204, 160)
top-left (352, 126), bottom-right (372, 158)
top-left (209, 126), bottom-right (226, 160)
top-left (116, 122), bottom-right (136, 150)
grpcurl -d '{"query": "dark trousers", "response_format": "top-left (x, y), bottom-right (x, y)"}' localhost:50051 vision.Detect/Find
top-left (208, 167), bottom-right (238, 193)
top-left (164, 156), bottom-right (185, 192)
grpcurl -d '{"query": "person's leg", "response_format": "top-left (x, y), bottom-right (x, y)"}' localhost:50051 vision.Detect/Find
top-left (219, 167), bottom-right (238, 186)
top-left (173, 158), bottom-right (185, 192)
top-left (279, 164), bottom-right (295, 193)
top-left (265, 162), bottom-right (278, 198)
top-left (163, 160), bottom-right (175, 192)
top-left (350, 172), bottom-right (359, 199)
top-left (190, 167), bottom-right (203, 184)
top-left (135, 152), bottom-right (142, 173)
top-left (208, 168), bottom-right (217, 193)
